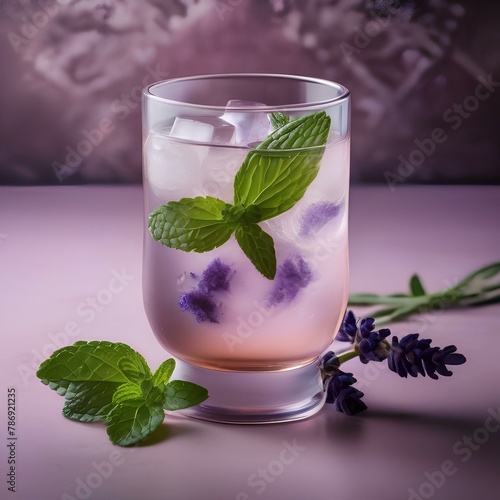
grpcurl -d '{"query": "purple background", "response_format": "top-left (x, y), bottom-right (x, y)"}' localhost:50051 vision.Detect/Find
top-left (1, 0), bottom-right (499, 185)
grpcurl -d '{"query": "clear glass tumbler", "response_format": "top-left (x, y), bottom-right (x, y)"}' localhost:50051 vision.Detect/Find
top-left (142, 74), bottom-right (350, 423)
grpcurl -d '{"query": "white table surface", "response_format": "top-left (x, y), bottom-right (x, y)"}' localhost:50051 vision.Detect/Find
top-left (1, 185), bottom-right (499, 500)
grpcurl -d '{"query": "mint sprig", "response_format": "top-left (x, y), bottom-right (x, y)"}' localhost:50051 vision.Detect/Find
top-left (149, 111), bottom-right (331, 280)
top-left (37, 341), bottom-right (208, 446)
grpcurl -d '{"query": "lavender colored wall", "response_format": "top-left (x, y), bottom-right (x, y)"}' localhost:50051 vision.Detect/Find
top-left (0, 0), bottom-right (499, 185)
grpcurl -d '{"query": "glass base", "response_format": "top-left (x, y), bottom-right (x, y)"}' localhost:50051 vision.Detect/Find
top-left (173, 359), bottom-right (326, 424)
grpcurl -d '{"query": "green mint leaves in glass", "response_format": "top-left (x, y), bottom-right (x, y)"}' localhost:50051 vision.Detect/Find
top-left (148, 111), bottom-right (331, 280)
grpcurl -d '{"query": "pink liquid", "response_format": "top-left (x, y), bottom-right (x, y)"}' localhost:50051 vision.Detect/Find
top-left (143, 133), bottom-right (350, 371)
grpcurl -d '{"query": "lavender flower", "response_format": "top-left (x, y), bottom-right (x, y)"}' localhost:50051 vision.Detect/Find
top-left (319, 312), bottom-right (466, 416)
top-left (356, 318), bottom-right (391, 364)
top-left (326, 370), bottom-right (367, 415)
top-left (179, 291), bottom-right (218, 323)
top-left (300, 201), bottom-right (340, 237)
top-left (336, 310), bottom-right (391, 364)
top-left (335, 386), bottom-right (367, 415)
top-left (267, 255), bottom-right (313, 306)
top-left (179, 258), bottom-right (233, 323)
top-left (198, 258), bottom-right (232, 294)
top-left (319, 351), bottom-right (340, 377)
top-left (319, 351), bottom-right (366, 415)
top-left (336, 309), bottom-right (357, 342)
top-left (388, 334), bottom-right (466, 379)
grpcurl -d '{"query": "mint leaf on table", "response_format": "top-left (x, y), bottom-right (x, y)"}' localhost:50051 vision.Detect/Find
top-left (37, 341), bottom-right (144, 386)
top-left (149, 111), bottom-right (331, 280)
top-left (112, 382), bottom-right (143, 404)
top-left (152, 358), bottom-right (176, 386)
top-left (107, 400), bottom-right (166, 447)
top-left (37, 341), bottom-right (140, 422)
top-left (163, 380), bottom-right (210, 411)
top-left (36, 341), bottom-right (209, 446)
top-left (61, 381), bottom-right (119, 422)
top-left (118, 357), bottom-right (151, 384)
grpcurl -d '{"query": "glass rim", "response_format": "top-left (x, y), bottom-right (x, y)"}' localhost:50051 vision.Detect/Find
top-left (143, 73), bottom-right (350, 112)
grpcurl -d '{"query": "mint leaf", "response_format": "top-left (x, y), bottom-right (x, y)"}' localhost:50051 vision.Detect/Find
top-left (235, 224), bottom-right (276, 279)
top-left (149, 197), bottom-right (233, 252)
top-left (140, 380), bottom-right (164, 405)
top-left (112, 382), bottom-right (142, 404)
top-left (118, 357), bottom-right (150, 384)
top-left (106, 399), bottom-right (165, 447)
top-left (163, 380), bottom-right (209, 411)
top-left (37, 341), bottom-right (151, 424)
top-left (37, 341), bottom-right (209, 447)
top-left (37, 341), bottom-right (143, 386)
top-left (222, 203), bottom-right (263, 228)
top-left (269, 112), bottom-right (290, 129)
top-left (62, 381), bottom-right (119, 422)
top-left (233, 149), bottom-right (325, 221)
top-left (258, 111), bottom-right (330, 150)
top-left (152, 358), bottom-right (175, 386)
top-left (234, 111), bottom-right (331, 221)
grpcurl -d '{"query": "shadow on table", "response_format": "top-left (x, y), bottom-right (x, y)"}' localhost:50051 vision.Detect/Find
top-left (318, 406), bottom-right (495, 445)
top-left (135, 417), bottom-right (206, 447)
top-left (366, 409), bottom-right (485, 429)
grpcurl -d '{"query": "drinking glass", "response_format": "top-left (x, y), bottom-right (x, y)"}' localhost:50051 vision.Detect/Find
top-left (142, 74), bottom-right (350, 423)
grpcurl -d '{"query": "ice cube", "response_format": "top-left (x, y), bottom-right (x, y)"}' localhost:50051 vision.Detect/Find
top-left (146, 133), bottom-right (203, 196)
top-left (195, 145), bottom-right (248, 202)
top-left (299, 201), bottom-right (340, 238)
top-left (222, 100), bottom-right (273, 146)
top-left (263, 192), bottom-right (342, 247)
top-left (170, 115), bottom-right (235, 144)
top-left (263, 192), bottom-right (320, 246)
